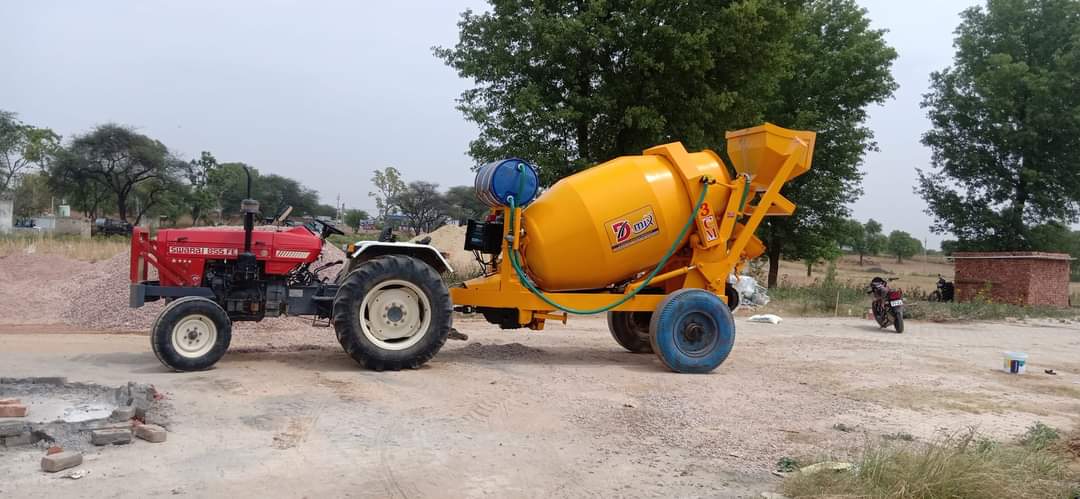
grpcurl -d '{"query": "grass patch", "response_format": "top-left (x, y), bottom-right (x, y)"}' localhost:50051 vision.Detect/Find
top-left (763, 281), bottom-right (1080, 321)
top-left (0, 234), bottom-right (128, 262)
top-left (782, 425), bottom-right (1080, 499)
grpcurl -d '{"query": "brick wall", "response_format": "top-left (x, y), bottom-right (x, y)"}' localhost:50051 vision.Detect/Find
top-left (953, 252), bottom-right (1072, 307)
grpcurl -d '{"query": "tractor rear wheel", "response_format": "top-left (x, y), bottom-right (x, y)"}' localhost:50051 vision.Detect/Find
top-left (607, 311), bottom-right (653, 353)
top-left (333, 255), bottom-right (452, 371)
top-left (151, 296), bottom-right (232, 372)
top-left (649, 289), bottom-right (736, 374)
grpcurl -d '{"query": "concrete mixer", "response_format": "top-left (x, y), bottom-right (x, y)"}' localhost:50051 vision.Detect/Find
top-left (452, 123), bottom-right (815, 373)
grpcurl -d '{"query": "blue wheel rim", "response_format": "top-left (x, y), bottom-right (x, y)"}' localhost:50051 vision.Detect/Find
top-left (673, 311), bottom-right (719, 358)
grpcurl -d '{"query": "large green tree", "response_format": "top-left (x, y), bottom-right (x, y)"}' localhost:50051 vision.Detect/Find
top-left (840, 218), bottom-right (886, 265)
top-left (436, 0), bottom-right (800, 185)
top-left (50, 124), bottom-right (172, 222)
top-left (919, 0), bottom-right (1080, 250)
top-left (369, 167), bottom-right (405, 222)
top-left (438, 0), bottom-right (897, 288)
top-left (445, 185), bottom-right (488, 223)
top-left (758, 0), bottom-right (897, 286)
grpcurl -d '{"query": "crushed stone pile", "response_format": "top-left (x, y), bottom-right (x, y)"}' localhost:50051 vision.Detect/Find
top-left (0, 253), bottom-right (97, 324)
top-left (46, 241), bottom-right (346, 331)
top-left (411, 224), bottom-right (482, 276)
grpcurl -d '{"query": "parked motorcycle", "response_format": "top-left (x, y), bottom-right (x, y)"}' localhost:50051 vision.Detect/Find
top-left (868, 276), bottom-right (905, 333)
top-left (928, 275), bottom-right (955, 302)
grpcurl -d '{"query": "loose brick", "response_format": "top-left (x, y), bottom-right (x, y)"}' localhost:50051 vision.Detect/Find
top-left (41, 451), bottom-right (82, 473)
top-left (0, 398), bottom-right (20, 405)
top-left (134, 424), bottom-right (167, 443)
top-left (110, 405), bottom-right (136, 421)
top-left (2, 432), bottom-right (37, 447)
top-left (46, 445), bottom-right (64, 455)
top-left (0, 420), bottom-right (27, 437)
top-left (90, 428), bottom-right (132, 446)
top-left (0, 404), bottom-right (28, 417)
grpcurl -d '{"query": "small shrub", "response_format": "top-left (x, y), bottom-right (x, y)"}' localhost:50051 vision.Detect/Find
top-left (1021, 422), bottom-right (1060, 450)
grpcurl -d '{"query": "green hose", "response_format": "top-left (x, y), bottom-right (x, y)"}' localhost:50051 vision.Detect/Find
top-left (505, 170), bottom-right (711, 315)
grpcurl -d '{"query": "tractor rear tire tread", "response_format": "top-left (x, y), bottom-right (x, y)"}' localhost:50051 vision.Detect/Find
top-left (333, 255), bottom-right (452, 371)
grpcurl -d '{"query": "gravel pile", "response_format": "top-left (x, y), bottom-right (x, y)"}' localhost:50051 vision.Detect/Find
top-left (45, 241), bottom-right (346, 331)
top-left (0, 252), bottom-right (96, 324)
top-left (412, 224), bottom-right (481, 276)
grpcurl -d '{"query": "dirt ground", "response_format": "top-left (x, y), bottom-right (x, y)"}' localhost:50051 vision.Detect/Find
top-left (2, 315), bottom-right (1078, 498)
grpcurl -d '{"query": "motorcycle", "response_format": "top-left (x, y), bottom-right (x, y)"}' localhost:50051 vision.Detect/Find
top-left (927, 275), bottom-right (954, 302)
top-left (868, 276), bottom-right (905, 333)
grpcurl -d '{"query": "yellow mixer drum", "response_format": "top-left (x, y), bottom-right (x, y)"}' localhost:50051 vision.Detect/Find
top-left (521, 149), bottom-right (730, 292)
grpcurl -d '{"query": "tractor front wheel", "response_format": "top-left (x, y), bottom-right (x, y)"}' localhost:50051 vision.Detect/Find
top-left (151, 296), bottom-right (232, 372)
top-left (333, 255), bottom-right (452, 371)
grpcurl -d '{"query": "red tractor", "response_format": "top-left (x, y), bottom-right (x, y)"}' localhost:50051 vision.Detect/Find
top-left (130, 169), bottom-right (454, 372)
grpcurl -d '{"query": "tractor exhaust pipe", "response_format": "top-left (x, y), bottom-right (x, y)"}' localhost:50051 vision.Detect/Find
top-left (238, 165), bottom-right (260, 280)
top-left (239, 165), bottom-right (259, 256)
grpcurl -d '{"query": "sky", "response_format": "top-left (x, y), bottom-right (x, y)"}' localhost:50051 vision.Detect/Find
top-left (1, 0), bottom-right (981, 249)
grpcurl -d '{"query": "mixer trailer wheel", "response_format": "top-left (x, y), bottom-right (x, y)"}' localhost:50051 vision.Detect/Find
top-left (333, 255), bottom-right (452, 371)
top-left (151, 296), bottom-right (233, 372)
top-left (648, 289), bottom-right (736, 374)
top-left (607, 311), bottom-right (653, 353)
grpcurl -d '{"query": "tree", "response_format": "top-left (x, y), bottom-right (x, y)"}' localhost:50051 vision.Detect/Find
top-left (758, 0), bottom-right (898, 286)
top-left (918, 0), bottom-right (1080, 250)
top-left (207, 162), bottom-right (254, 222)
top-left (393, 181), bottom-right (448, 233)
top-left (887, 230), bottom-right (922, 263)
top-left (344, 209), bottom-right (370, 232)
top-left (0, 111), bottom-right (60, 194)
top-left (183, 151), bottom-right (218, 225)
top-left (369, 167), bottom-right (405, 222)
top-left (444, 185), bottom-right (487, 223)
top-left (840, 218), bottom-right (886, 265)
top-left (50, 124), bottom-right (171, 222)
top-left (436, 0), bottom-right (800, 185)
top-left (12, 172), bottom-right (52, 217)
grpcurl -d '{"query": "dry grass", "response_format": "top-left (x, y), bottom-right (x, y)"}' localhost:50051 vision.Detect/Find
top-left (782, 426), bottom-right (1080, 499)
top-left (0, 234), bottom-right (128, 262)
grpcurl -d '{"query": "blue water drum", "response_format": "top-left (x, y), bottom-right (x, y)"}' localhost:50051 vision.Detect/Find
top-left (474, 158), bottom-right (540, 208)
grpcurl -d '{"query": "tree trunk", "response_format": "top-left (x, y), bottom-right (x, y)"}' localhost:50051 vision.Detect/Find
top-left (767, 244), bottom-right (781, 288)
top-left (116, 193), bottom-right (128, 222)
top-left (858, 252), bottom-right (864, 266)
top-left (896, 254), bottom-right (902, 264)
top-left (805, 260), bottom-right (813, 277)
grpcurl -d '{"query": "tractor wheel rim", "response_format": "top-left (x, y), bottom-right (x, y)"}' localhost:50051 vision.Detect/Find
top-left (171, 314), bottom-right (217, 359)
top-left (359, 280), bottom-right (430, 351)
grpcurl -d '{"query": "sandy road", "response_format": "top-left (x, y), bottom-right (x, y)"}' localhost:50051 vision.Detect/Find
top-left (1, 315), bottom-right (1078, 498)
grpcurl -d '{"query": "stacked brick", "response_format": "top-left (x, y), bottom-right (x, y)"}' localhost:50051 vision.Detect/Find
top-left (952, 252), bottom-right (1073, 307)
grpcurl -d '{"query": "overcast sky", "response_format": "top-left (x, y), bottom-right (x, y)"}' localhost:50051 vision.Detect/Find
top-left (2, 0), bottom-right (981, 248)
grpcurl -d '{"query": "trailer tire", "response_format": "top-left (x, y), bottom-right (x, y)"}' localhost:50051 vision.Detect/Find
top-left (333, 255), bottom-right (452, 371)
top-left (649, 289), bottom-right (735, 374)
top-left (607, 311), bottom-right (653, 353)
top-left (151, 296), bottom-right (232, 372)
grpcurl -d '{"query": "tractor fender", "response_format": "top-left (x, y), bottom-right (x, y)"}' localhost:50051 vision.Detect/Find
top-left (343, 241), bottom-right (454, 276)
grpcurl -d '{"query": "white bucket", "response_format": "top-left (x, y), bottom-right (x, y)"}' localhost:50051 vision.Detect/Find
top-left (1002, 351), bottom-right (1028, 374)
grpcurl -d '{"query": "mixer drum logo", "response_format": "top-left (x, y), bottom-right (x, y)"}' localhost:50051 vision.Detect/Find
top-left (606, 206), bottom-right (660, 251)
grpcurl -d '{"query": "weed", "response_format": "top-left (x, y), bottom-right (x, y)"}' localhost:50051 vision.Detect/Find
top-left (776, 456), bottom-right (800, 473)
top-left (782, 427), bottom-right (1080, 499)
top-left (1021, 422), bottom-right (1060, 450)
top-left (882, 432), bottom-right (915, 442)
top-left (0, 234), bottom-right (127, 262)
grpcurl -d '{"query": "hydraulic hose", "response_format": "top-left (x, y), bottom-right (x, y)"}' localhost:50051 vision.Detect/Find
top-left (505, 166), bottom-right (713, 315)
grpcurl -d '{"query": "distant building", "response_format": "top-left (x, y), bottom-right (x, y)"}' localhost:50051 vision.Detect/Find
top-left (952, 252), bottom-right (1073, 307)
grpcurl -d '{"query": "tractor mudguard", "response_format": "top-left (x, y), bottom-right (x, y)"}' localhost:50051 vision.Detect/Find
top-left (343, 241), bottom-right (454, 276)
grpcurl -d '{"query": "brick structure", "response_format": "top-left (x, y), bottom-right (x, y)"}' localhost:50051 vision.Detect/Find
top-left (952, 252), bottom-right (1073, 307)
